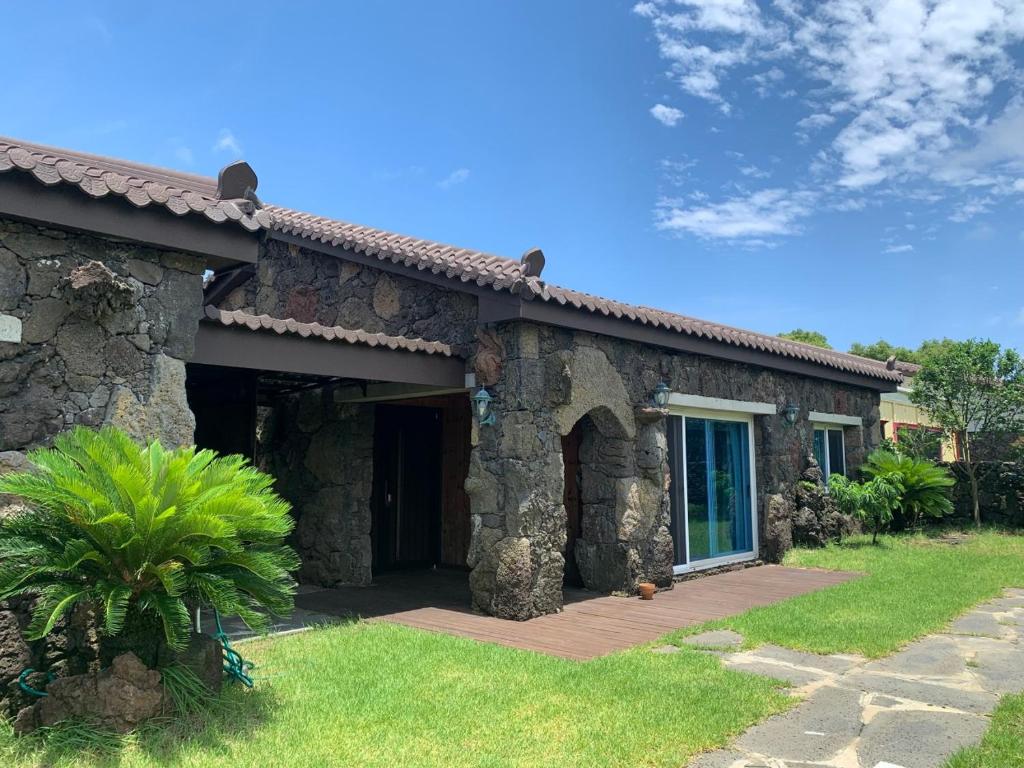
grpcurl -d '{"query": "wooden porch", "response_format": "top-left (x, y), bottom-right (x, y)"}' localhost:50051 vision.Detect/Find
top-left (293, 565), bottom-right (856, 660)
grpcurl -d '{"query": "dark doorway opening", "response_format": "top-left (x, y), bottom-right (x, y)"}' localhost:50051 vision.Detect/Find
top-left (186, 364), bottom-right (258, 459)
top-left (372, 404), bottom-right (443, 571)
top-left (561, 420), bottom-right (584, 587)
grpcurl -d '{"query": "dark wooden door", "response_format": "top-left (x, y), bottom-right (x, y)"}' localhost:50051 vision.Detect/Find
top-left (562, 423), bottom-right (583, 587)
top-left (372, 405), bottom-right (443, 571)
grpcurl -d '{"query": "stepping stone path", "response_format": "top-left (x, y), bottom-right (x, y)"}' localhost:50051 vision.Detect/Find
top-left (682, 588), bottom-right (1024, 768)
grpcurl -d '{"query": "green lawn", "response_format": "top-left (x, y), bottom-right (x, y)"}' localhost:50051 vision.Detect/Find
top-left (3, 530), bottom-right (1023, 767)
top-left (1, 622), bottom-right (791, 768)
top-left (945, 692), bottom-right (1024, 768)
top-left (668, 530), bottom-right (1024, 658)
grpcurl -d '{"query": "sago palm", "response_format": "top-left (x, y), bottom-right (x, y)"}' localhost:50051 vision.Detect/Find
top-left (862, 450), bottom-right (954, 529)
top-left (0, 426), bottom-right (299, 658)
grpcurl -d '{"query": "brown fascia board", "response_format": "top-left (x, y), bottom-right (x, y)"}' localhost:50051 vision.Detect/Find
top-left (192, 322), bottom-right (466, 388)
top-left (486, 295), bottom-right (898, 393)
top-left (270, 230), bottom-right (897, 393)
top-left (0, 172), bottom-right (258, 267)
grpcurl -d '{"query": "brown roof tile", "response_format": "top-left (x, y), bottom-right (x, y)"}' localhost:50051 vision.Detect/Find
top-left (0, 137), bottom-right (271, 232)
top-left (203, 306), bottom-right (453, 357)
top-left (0, 135), bottom-right (900, 383)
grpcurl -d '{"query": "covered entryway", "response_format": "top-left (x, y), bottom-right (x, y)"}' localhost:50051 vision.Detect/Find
top-left (186, 306), bottom-right (473, 591)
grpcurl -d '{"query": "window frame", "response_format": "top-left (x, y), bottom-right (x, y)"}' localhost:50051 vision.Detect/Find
top-left (668, 406), bottom-right (760, 576)
top-left (811, 422), bottom-right (847, 484)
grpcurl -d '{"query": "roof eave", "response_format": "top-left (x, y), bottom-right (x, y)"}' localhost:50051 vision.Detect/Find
top-left (490, 295), bottom-right (900, 392)
top-left (0, 171), bottom-right (259, 266)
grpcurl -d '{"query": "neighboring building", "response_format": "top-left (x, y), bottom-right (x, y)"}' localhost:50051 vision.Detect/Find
top-left (879, 361), bottom-right (958, 461)
top-left (0, 136), bottom-right (903, 620)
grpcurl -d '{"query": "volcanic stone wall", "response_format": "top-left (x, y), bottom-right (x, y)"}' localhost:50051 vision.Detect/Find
top-left (0, 217), bottom-right (205, 454)
top-left (217, 239), bottom-right (479, 355)
top-left (256, 390), bottom-right (376, 587)
top-left (465, 319), bottom-right (881, 619)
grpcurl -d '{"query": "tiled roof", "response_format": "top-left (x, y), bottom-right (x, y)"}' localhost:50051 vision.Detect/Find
top-left (267, 205), bottom-right (526, 291)
top-left (0, 137), bottom-right (271, 232)
top-left (0, 135), bottom-right (899, 383)
top-left (203, 306), bottom-right (453, 357)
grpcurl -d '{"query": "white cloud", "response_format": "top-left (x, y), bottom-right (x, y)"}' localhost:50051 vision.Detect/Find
top-left (633, 0), bottom-right (788, 110)
top-left (636, 0), bottom-right (1024, 239)
top-left (655, 188), bottom-right (815, 240)
top-left (437, 168), bottom-right (471, 189)
top-left (797, 113), bottom-right (835, 131)
top-left (213, 129), bottom-right (243, 157)
top-left (650, 103), bottom-right (685, 126)
top-left (738, 164), bottom-right (771, 179)
top-left (884, 243), bottom-right (914, 254)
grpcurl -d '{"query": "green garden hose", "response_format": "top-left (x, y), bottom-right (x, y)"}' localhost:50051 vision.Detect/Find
top-left (17, 668), bottom-right (54, 697)
top-left (213, 609), bottom-right (255, 688)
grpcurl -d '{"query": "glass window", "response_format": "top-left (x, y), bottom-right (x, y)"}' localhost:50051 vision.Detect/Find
top-left (813, 426), bottom-right (846, 484)
top-left (669, 415), bottom-right (754, 566)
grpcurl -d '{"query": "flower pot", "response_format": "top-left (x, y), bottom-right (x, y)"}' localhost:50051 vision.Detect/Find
top-left (638, 582), bottom-right (656, 600)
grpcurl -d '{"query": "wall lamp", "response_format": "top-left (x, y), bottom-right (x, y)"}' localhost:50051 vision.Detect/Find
top-left (472, 387), bottom-right (496, 426)
top-left (652, 382), bottom-right (671, 409)
top-left (782, 402), bottom-right (800, 426)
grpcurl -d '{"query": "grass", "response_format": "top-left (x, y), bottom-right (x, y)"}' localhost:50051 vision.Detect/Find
top-left (667, 530), bottom-right (1024, 658)
top-left (945, 692), bottom-right (1024, 768)
top-left (3, 529), bottom-right (1022, 767)
top-left (0, 622), bottom-right (792, 768)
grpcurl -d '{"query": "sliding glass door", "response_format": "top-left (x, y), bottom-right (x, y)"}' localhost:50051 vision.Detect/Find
top-left (668, 414), bottom-right (755, 569)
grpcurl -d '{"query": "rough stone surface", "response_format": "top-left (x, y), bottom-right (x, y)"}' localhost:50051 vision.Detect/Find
top-left (259, 391), bottom-right (375, 587)
top-left (946, 461), bottom-right (1024, 528)
top-left (0, 218), bottom-right (204, 452)
top-left (222, 239), bottom-right (479, 357)
top-left (15, 652), bottom-right (165, 735)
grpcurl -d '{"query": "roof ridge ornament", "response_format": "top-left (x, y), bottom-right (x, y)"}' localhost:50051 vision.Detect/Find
top-left (216, 160), bottom-right (261, 207)
top-left (519, 247), bottom-right (545, 278)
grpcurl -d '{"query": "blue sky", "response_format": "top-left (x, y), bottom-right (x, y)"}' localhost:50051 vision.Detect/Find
top-left (2, 1), bottom-right (1023, 353)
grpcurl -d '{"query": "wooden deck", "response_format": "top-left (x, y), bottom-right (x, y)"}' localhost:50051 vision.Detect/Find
top-left (295, 565), bottom-right (856, 660)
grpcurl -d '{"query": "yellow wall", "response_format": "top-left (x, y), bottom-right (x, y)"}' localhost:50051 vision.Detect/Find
top-left (880, 391), bottom-right (958, 461)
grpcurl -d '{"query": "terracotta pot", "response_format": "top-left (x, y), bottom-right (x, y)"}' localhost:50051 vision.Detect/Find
top-left (638, 582), bottom-right (656, 600)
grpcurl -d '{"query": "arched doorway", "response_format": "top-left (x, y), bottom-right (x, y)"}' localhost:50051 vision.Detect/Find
top-left (560, 407), bottom-right (634, 592)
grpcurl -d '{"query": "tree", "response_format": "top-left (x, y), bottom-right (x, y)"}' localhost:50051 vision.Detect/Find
top-left (860, 450), bottom-right (954, 530)
top-left (910, 339), bottom-right (1024, 527)
top-left (849, 339), bottom-right (920, 364)
top-left (778, 329), bottom-right (832, 349)
top-left (828, 474), bottom-right (902, 544)
top-left (0, 426), bottom-right (300, 665)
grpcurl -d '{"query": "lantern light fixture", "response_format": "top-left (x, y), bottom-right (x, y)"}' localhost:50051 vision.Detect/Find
top-left (782, 402), bottom-right (800, 426)
top-left (472, 387), bottom-right (496, 426)
top-left (652, 382), bottom-right (671, 409)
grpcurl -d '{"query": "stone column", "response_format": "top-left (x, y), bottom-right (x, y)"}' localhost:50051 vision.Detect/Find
top-left (465, 325), bottom-right (566, 620)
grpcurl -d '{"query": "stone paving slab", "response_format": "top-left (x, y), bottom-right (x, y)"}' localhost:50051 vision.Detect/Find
top-left (685, 588), bottom-right (1024, 768)
top-left (861, 635), bottom-right (967, 677)
top-left (734, 685), bottom-right (864, 762)
top-left (949, 610), bottom-right (1007, 638)
top-left (857, 709), bottom-right (989, 768)
top-left (680, 629), bottom-right (745, 649)
top-left (725, 659), bottom-right (828, 687)
top-left (842, 671), bottom-right (998, 714)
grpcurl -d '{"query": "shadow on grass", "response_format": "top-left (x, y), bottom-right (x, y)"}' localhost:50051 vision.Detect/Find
top-left (2, 680), bottom-right (278, 767)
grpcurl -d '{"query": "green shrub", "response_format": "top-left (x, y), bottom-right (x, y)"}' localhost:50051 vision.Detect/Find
top-left (0, 426), bottom-right (299, 663)
top-left (828, 474), bottom-right (901, 544)
top-left (861, 449), bottom-right (954, 529)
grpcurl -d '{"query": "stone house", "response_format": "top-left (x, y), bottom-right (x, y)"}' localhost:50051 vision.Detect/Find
top-left (0, 136), bottom-right (902, 622)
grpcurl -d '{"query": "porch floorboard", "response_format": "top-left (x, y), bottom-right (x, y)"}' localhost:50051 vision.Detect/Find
top-left (292, 564), bottom-right (856, 660)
